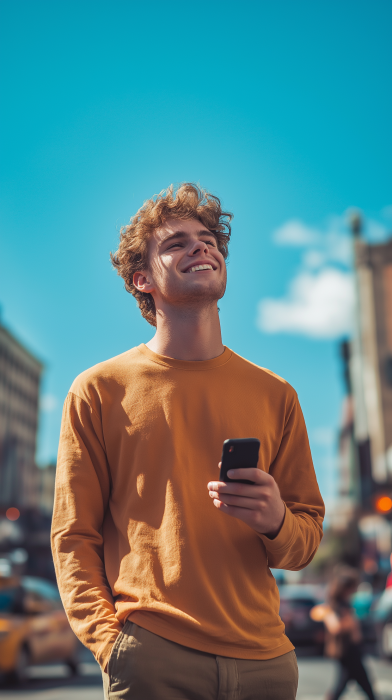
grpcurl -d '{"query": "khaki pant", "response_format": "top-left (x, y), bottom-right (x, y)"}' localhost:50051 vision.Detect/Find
top-left (102, 621), bottom-right (298, 700)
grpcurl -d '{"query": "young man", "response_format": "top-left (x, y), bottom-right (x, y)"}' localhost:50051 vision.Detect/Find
top-left (52, 183), bottom-right (324, 700)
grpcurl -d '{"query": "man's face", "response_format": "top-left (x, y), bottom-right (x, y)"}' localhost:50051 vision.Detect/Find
top-left (138, 218), bottom-right (227, 309)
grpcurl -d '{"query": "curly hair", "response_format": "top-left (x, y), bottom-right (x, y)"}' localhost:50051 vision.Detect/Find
top-left (111, 183), bottom-right (233, 326)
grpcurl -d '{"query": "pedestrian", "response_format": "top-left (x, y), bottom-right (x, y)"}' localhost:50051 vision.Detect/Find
top-left (312, 566), bottom-right (377, 700)
top-left (385, 554), bottom-right (392, 588)
top-left (51, 183), bottom-right (325, 700)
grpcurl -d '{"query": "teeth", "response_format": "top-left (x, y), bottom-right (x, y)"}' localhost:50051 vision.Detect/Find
top-left (188, 264), bottom-right (213, 273)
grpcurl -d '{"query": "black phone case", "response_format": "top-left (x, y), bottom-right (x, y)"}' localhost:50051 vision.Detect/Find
top-left (219, 438), bottom-right (260, 484)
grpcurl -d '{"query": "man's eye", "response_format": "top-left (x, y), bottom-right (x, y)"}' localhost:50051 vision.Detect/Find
top-left (205, 240), bottom-right (216, 247)
top-left (168, 243), bottom-right (182, 249)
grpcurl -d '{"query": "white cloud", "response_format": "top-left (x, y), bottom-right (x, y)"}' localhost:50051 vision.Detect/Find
top-left (257, 268), bottom-right (354, 339)
top-left (302, 249), bottom-right (326, 269)
top-left (257, 209), bottom-right (389, 340)
top-left (274, 216), bottom-right (353, 268)
top-left (273, 220), bottom-right (320, 246)
top-left (40, 394), bottom-right (58, 412)
top-left (272, 212), bottom-right (389, 269)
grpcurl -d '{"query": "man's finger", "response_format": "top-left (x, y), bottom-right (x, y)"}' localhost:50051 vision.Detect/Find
top-left (208, 480), bottom-right (263, 497)
top-left (207, 479), bottom-right (271, 498)
top-left (212, 500), bottom-right (259, 524)
top-left (210, 493), bottom-right (261, 510)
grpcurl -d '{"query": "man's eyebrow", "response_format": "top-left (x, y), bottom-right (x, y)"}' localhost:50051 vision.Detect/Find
top-left (160, 230), bottom-right (215, 245)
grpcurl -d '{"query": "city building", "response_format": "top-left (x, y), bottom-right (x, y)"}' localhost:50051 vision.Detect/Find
top-left (331, 341), bottom-right (358, 531)
top-left (0, 319), bottom-right (43, 511)
top-left (331, 220), bottom-right (392, 582)
top-left (38, 462), bottom-right (56, 515)
top-left (351, 228), bottom-right (392, 488)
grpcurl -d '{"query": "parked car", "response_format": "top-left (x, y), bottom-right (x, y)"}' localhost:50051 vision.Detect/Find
top-left (278, 584), bottom-right (326, 652)
top-left (0, 575), bottom-right (78, 683)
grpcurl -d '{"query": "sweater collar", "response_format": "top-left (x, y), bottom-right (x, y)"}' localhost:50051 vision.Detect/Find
top-left (137, 344), bottom-right (232, 371)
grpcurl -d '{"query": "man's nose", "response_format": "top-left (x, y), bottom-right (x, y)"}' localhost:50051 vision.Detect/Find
top-left (190, 240), bottom-right (208, 256)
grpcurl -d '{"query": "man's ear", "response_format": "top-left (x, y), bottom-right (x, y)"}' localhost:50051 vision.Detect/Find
top-left (133, 271), bottom-right (155, 293)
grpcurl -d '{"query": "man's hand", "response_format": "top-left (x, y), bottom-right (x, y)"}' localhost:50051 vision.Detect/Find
top-left (207, 467), bottom-right (285, 538)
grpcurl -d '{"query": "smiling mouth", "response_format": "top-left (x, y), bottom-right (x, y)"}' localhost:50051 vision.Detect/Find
top-left (186, 264), bottom-right (214, 273)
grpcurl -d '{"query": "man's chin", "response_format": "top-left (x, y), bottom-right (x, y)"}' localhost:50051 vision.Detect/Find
top-left (168, 283), bottom-right (226, 307)
top-left (188, 279), bottom-right (225, 299)
top-left (159, 276), bottom-right (226, 308)
top-left (188, 276), bottom-right (225, 293)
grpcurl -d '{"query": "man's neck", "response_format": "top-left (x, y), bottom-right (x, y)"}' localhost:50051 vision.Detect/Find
top-left (146, 302), bottom-right (224, 361)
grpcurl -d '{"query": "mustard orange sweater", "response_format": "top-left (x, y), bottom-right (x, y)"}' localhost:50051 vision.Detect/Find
top-left (51, 345), bottom-right (324, 669)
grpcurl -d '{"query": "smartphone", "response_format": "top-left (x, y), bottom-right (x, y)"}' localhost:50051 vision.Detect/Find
top-left (219, 438), bottom-right (260, 484)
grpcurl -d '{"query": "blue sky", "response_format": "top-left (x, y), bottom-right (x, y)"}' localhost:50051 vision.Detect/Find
top-left (1, 1), bottom-right (391, 509)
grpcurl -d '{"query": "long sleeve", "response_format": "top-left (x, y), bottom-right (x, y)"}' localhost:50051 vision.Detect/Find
top-left (258, 394), bottom-right (325, 570)
top-left (51, 392), bottom-right (121, 669)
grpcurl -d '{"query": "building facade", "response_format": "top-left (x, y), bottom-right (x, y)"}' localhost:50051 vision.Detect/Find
top-left (38, 462), bottom-right (56, 515)
top-left (0, 321), bottom-right (43, 510)
top-left (351, 234), bottom-right (392, 486)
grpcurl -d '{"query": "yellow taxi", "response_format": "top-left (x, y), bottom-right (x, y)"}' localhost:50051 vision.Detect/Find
top-left (0, 575), bottom-right (78, 683)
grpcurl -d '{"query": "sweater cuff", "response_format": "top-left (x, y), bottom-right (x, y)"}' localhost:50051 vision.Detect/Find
top-left (258, 504), bottom-right (296, 553)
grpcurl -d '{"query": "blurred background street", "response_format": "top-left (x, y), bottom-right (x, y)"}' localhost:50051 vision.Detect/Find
top-left (1, 0), bottom-right (392, 697)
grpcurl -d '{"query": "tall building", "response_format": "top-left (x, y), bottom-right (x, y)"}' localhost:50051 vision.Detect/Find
top-left (0, 320), bottom-right (43, 510)
top-left (336, 342), bottom-right (358, 510)
top-left (38, 462), bottom-right (56, 515)
top-left (331, 225), bottom-right (392, 580)
top-left (351, 225), bottom-right (392, 490)
top-left (333, 224), bottom-right (392, 526)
